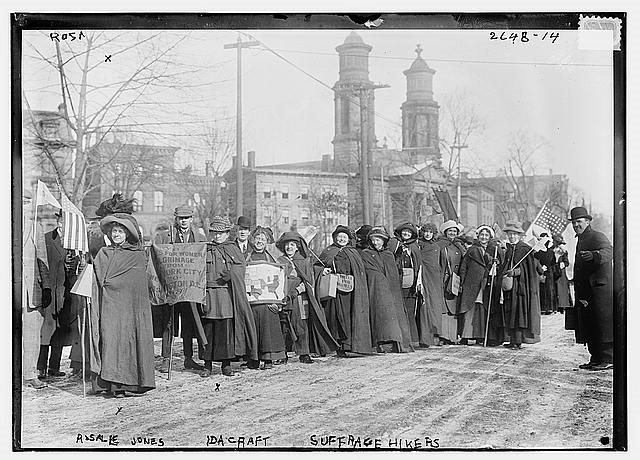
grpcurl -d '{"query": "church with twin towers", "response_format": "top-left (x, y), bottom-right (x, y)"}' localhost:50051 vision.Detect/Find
top-left (229, 31), bottom-right (496, 246)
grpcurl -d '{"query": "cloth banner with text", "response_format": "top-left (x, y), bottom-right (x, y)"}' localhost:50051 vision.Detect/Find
top-left (150, 243), bottom-right (207, 305)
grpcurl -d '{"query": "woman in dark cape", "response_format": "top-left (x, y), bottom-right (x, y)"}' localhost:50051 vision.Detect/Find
top-left (457, 225), bottom-right (503, 345)
top-left (416, 223), bottom-right (444, 347)
top-left (389, 222), bottom-right (422, 348)
top-left (245, 226), bottom-right (286, 369)
top-left (436, 220), bottom-right (466, 345)
top-left (500, 221), bottom-right (542, 348)
top-left (200, 216), bottom-right (258, 377)
top-left (317, 225), bottom-right (373, 356)
top-left (535, 233), bottom-right (557, 314)
top-left (276, 232), bottom-right (339, 363)
top-left (91, 212), bottom-right (155, 396)
top-left (360, 226), bottom-right (413, 353)
top-left (551, 234), bottom-right (572, 312)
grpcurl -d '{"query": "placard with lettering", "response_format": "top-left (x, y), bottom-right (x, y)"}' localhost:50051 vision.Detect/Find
top-left (150, 243), bottom-right (207, 305)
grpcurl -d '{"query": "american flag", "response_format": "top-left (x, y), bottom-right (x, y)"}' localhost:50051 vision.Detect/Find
top-left (532, 202), bottom-right (568, 236)
top-left (524, 201), bottom-right (567, 249)
top-left (60, 192), bottom-right (89, 253)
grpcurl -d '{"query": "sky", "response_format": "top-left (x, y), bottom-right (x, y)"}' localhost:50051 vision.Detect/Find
top-left (22, 26), bottom-right (614, 216)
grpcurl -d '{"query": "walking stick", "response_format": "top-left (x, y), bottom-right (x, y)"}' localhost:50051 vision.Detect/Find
top-left (484, 245), bottom-right (499, 347)
top-left (167, 304), bottom-right (174, 380)
top-left (81, 298), bottom-right (87, 398)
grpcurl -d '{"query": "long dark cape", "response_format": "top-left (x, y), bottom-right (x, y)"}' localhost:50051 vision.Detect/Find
top-left (318, 244), bottom-right (373, 353)
top-left (360, 247), bottom-right (413, 351)
top-left (92, 245), bottom-right (155, 389)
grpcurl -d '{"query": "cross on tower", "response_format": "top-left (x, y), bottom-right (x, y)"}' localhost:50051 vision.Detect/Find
top-left (415, 44), bottom-right (423, 58)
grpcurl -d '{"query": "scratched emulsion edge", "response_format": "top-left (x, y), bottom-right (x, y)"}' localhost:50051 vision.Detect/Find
top-left (9, 11), bottom-right (626, 452)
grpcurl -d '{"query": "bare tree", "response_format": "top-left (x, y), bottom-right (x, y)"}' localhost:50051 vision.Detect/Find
top-left (173, 119), bottom-right (235, 228)
top-left (308, 189), bottom-right (348, 252)
top-left (438, 89), bottom-right (485, 183)
top-left (499, 131), bottom-right (550, 222)
top-left (22, 30), bottom-right (208, 205)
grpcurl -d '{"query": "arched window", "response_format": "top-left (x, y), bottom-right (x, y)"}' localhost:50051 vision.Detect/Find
top-left (133, 190), bottom-right (143, 212)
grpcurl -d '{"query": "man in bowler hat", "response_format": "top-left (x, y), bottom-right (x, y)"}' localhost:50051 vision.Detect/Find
top-left (235, 216), bottom-right (252, 255)
top-left (569, 207), bottom-right (613, 371)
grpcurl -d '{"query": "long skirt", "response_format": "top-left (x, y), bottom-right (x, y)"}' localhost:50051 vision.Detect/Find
top-left (401, 290), bottom-right (420, 346)
top-left (202, 318), bottom-right (235, 361)
top-left (251, 304), bottom-right (286, 361)
top-left (440, 297), bottom-right (459, 343)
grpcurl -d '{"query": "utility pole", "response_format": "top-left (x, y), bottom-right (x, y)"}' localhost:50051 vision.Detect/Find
top-left (225, 34), bottom-right (259, 218)
top-left (452, 136), bottom-right (468, 221)
top-left (353, 82), bottom-right (389, 225)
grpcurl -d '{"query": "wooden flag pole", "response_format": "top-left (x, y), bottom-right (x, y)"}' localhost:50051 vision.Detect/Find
top-left (168, 304), bottom-right (174, 380)
top-left (483, 245), bottom-right (499, 347)
top-left (81, 299), bottom-right (87, 398)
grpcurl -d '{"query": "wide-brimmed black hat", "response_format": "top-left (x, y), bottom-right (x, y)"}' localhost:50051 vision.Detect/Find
top-left (568, 207), bottom-right (592, 222)
top-left (331, 225), bottom-right (354, 242)
top-left (276, 231), bottom-right (308, 258)
top-left (394, 222), bottom-right (418, 240)
top-left (100, 213), bottom-right (140, 243)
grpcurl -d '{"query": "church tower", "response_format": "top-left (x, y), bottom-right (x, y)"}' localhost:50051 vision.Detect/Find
top-left (401, 44), bottom-right (440, 163)
top-left (332, 32), bottom-right (377, 172)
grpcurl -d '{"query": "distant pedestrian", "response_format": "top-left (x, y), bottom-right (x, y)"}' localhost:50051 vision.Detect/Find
top-left (569, 207), bottom-right (613, 371)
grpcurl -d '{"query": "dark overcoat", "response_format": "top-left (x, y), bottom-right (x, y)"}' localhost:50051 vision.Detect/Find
top-left (572, 226), bottom-right (613, 343)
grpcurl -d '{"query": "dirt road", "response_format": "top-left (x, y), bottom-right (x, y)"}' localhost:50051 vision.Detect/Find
top-left (18, 313), bottom-right (614, 450)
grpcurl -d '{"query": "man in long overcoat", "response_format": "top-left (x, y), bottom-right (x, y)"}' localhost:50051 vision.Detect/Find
top-left (569, 207), bottom-right (613, 371)
top-left (39, 211), bottom-right (80, 378)
top-left (154, 206), bottom-right (208, 371)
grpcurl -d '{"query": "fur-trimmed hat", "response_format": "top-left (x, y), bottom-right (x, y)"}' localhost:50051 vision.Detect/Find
top-left (475, 224), bottom-right (495, 238)
top-left (368, 226), bottom-right (390, 241)
top-left (331, 225), bottom-right (354, 242)
top-left (250, 226), bottom-right (274, 244)
top-left (394, 222), bottom-right (418, 241)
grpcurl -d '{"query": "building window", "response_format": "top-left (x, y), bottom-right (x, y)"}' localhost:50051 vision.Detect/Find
top-left (134, 163), bottom-right (143, 177)
top-left (153, 164), bottom-right (163, 177)
top-left (133, 190), bottom-right (143, 212)
top-left (154, 191), bottom-right (164, 212)
top-left (282, 209), bottom-right (289, 224)
top-left (281, 184), bottom-right (289, 200)
top-left (301, 211), bottom-right (309, 225)
top-left (264, 208), bottom-right (272, 225)
top-left (300, 185), bottom-right (309, 200)
top-left (263, 183), bottom-right (272, 199)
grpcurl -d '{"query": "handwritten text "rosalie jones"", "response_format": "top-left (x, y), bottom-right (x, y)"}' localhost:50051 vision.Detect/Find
top-left (75, 434), bottom-right (165, 447)
top-left (309, 435), bottom-right (440, 449)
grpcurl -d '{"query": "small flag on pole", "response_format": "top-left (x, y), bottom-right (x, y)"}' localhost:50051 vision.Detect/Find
top-left (71, 263), bottom-right (94, 299)
top-left (60, 192), bottom-right (89, 253)
top-left (35, 180), bottom-right (61, 208)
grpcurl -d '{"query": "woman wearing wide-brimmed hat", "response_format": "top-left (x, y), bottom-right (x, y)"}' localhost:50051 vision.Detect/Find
top-left (436, 220), bottom-right (466, 344)
top-left (551, 233), bottom-right (572, 313)
top-left (500, 220), bottom-right (541, 349)
top-left (416, 223), bottom-right (444, 347)
top-left (244, 226), bottom-right (286, 369)
top-left (199, 216), bottom-right (258, 378)
top-left (457, 224), bottom-right (504, 346)
top-left (316, 225), bottom-right (373, 356)
top-left (389, 222), bottom-right (422, 349)
top-left (276, 231), bottom-right (338, 364)
top-left (360, 226), bottom-right (413, 353)
top-left (90, 212), bottom-right (155, 397)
